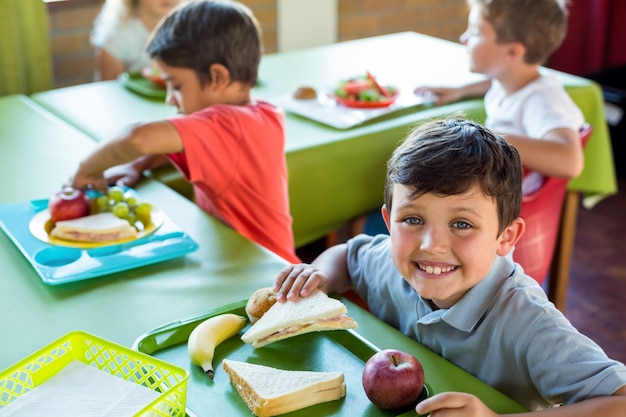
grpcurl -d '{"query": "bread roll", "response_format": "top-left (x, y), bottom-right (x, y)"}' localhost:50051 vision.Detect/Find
top-left (246, 287), bottom-right (277, 324)
top-left (293, 86), bottom-right (317, 100)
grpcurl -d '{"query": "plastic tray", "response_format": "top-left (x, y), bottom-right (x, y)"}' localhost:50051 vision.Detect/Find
top-left (133, 300), bottom-right (430, 417)
top-left (0, 199), bottom-right (198, 285)
top-left (119, 72), bottom-right (166, 100)
top-left (271, 88), bottom-right (429, 129)
top-left (0, 330), bottom-right (188, 416)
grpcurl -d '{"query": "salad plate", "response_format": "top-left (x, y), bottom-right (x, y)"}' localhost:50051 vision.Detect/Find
top-left (118, 72), bottom-right (166, 100)
top-left (273, 89), bottom-right (427, 129)
top-left (273, 71), bottom-right (428, 129)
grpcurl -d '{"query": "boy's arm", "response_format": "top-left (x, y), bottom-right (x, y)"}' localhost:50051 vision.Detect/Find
top-left (71, 121), bottom-right (182, 191)
top-left (414, 79), bottom-right (491, 105)
top-left (416, 385), bottom-right (626, 417)
top-left (94, 48), bottom-right (124, 81)
top-left (501, 127), bottom-right (584, 179)
top-left (103, 154), bottom-right (171, 187)
top-left (273, 243), bottom-right (352, 302)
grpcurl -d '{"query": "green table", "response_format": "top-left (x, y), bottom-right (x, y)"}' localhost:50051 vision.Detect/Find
top-left (31, 32), bottom-right (617, 248)
top-left (0, 94), bottom-right (525, 414)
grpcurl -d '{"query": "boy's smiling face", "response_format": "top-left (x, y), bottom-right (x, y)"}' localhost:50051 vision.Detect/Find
top-left (382, 183), bottom-right (520, 309)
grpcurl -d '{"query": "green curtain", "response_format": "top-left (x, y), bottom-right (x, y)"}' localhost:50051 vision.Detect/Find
top-left (0, 0), bottom-right (54, 95)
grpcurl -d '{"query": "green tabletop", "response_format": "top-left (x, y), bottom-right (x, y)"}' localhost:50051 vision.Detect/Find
top-left (0, 94), bottom-right (285, 369)
top-left (31, 31), bottom-right (617, 246)
top-left (0, 93), bottom-right (525, 413)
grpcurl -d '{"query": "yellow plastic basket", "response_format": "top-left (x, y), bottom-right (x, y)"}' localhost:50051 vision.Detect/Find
top-left (0, 330), bottom-right (188, 416)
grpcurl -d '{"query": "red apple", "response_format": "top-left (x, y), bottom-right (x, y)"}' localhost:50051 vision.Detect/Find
top-left (362, 349), bottom-right (425, 411)
top-left (48, 186), bottom-right (91, 223)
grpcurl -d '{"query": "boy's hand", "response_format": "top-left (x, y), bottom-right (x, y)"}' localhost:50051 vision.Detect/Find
top-left (414, 86), bottom-right (463, 106)
top-left (416, 392), bottom-right (499, 417)
top-left (70, 173), bottom-right (108, 194)
top-left (104, 163), bottom-right (142, 187)
top-left (273, 264), bottom-right (329, 302)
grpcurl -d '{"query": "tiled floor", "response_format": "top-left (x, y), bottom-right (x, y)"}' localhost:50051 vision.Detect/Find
top-left (297, 179), bottom-right (626, 365)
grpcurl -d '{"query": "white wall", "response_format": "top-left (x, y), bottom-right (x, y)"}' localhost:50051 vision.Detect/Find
top-left (277, 0), bottom-right (337, 52)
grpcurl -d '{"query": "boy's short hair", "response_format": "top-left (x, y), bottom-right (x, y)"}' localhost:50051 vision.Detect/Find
top-left (147, 0), bottom-right (262, 86)
top-left (384, 118), bottom-right (522, 235)
top-left (467, 0), bottom-right (568, 65)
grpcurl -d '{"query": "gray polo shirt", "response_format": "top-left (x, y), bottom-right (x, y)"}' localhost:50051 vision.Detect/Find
top-left (347, 233), bottom-right (626, 411)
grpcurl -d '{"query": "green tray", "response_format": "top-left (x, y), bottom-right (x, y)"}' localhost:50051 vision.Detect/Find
top-left (118, 72), bottom-right (166, 100)
top-left (133, 300), bottom-right (429, 417)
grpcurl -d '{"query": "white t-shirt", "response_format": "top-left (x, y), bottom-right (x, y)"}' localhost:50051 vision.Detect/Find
top-left (92, 17), bottom-right (151, 73)
top-left (484, 73), bottom-right (584, 194)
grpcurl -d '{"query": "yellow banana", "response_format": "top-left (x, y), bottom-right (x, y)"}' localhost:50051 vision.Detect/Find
top-left (187, 313), bottom-right (247, 380)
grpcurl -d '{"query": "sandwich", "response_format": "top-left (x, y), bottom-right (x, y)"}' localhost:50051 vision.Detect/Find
top-left (50, 212), bottom-right (138, 243)
top-left (240, 289), bottom-right (358, 348)
top-left (222, 359), bottom-right (346, 417)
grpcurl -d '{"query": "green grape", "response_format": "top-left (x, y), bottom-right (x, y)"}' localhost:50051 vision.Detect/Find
top-left (112, 202), bottom-right (130, 218)
top-left (126, 196), bottom-right (137, 206)
top-left (96, 195), bottom-right (109, 210)
top-left (108, 187), bottom-right (125, 202)
top-left (126, 214), bottom-right (137, 227)
top-left (135, 202), bottom-right (152, 216)
top-left (136, 213), bottom-right (151, 228)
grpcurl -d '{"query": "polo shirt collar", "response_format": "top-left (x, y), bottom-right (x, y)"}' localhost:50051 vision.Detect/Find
top-left (418, 254), bottom-right (516, 332)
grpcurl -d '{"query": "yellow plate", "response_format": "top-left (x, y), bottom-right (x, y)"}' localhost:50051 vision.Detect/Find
top-left (29, 206), bottom-right (165, 249)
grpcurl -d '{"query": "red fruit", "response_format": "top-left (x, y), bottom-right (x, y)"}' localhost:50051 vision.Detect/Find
top-left (48, 187), bottom-right (91, 223)
top-left (342, 79), bottom-right (373, 95)
top-left (362, 349), bottom-right (425, 411)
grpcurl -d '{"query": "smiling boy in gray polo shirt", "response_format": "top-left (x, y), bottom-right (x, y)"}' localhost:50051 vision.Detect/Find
top-left (272, 119), bottom-right (626, 415)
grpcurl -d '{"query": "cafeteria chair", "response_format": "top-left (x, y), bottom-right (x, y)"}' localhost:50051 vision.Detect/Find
top-left (0, 0), bottom-right (54, 96)
top-left (513, 123), bottom-right (592, 311)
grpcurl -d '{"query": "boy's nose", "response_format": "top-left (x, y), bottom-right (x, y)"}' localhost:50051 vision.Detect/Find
top-left (419, 226), bottom-right (448, 254)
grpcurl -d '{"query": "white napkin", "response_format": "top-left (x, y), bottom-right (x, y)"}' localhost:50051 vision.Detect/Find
top-left (0, 360), bottom-right (160, 416)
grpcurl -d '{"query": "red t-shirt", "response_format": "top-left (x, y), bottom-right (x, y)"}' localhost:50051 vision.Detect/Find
top-left (167, 101), bottom-right (299, 263)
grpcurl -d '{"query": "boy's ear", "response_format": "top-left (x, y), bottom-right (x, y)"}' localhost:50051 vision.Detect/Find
top-left (496, 217), bottom-right (525, 256)
top-left (208, 63), bottom-right (231, 90)
top-left (507, 41), bottom-right (526, 62)
top-left (381, 204), bottom-right (391, 232)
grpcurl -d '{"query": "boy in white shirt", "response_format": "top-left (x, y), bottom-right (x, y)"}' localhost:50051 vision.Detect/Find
top-left (415, 0), bottom-right (584, 195)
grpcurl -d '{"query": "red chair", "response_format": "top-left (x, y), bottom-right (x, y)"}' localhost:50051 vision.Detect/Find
top-left (513, 124), bottom-right (592, 286)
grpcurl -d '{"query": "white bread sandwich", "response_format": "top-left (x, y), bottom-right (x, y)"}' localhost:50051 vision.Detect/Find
top-left (240, 289), bottom-right (358, 348)
top-left (222, 359), bottom-right (346, 417)
top-left (50, 212), bottom-right (138, 243)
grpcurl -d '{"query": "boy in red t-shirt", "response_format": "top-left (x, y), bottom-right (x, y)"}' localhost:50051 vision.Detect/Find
top-left (70, 0), bottom-right (299, 263)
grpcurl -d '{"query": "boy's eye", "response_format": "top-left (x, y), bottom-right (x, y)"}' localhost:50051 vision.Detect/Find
top-left (452, 221), bottom-right (472, 229)
top-left (403, 217), bottom-right (423, 225)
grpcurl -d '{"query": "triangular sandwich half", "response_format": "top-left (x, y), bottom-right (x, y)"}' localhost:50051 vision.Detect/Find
top-left (240, 289), bottom-right (358, 348)
top-left (222, 359), bottom-right (346, 417)
top-left (50, 212), bottom-right (137, 243)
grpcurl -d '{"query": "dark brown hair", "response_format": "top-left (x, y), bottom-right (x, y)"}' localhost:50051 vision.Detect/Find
top-left (147, 0), bottom-right (262, 86)
top-left (384, 118), bottom-right (522, 235)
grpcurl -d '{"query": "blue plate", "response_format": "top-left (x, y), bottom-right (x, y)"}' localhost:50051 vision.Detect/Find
top-left (0, 199), bottom-right (199, 285)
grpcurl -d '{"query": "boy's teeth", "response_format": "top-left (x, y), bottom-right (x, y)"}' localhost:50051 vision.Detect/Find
top-left (422, 265), bottom-right (453, 275)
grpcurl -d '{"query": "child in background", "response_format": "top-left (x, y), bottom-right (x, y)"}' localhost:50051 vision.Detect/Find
top-left (273, 119), bottom-right (626, 415)
top-left (72, 0), bottom-right (300, 264)
top-left (415, 0), bottom-right (584, 195)
top-left (91, 0), bottom-right (180, 81)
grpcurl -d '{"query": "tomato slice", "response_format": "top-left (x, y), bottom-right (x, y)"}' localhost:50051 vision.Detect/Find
top-left (341, 79), bottom-right (373, 95)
